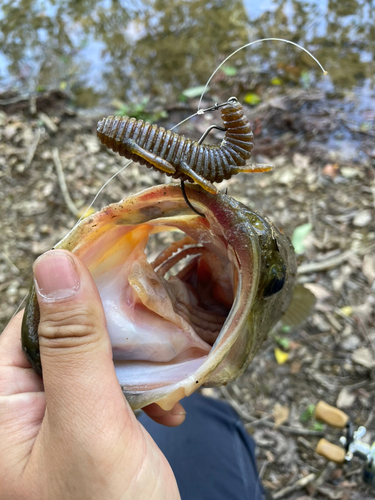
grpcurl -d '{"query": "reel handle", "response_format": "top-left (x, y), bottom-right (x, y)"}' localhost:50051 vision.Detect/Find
top-left (316, 438), bottom-right (346, 464)
top-left (315, 401), bottom-right (349, 429)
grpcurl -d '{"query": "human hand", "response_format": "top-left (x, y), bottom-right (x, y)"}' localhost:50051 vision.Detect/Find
top-left (0, 250), bottom-right (183, 500)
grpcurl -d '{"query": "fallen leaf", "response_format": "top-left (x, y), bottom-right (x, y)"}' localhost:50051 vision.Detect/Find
top-left (341, 167), bottom-right (359, 178)
top-left (352, 302), bottom-right (372, 322)
top-left (273, 403), bottom-right (289, 427)
top-left (268, 97), bottom-right (287, 110)
top-left (362, 254), bottom-right (375, 283)
top-left (271, 77), bottom-right (282, 85)
top-left (291, 361), bottom-right (302, 374)
top-left (243, 93), bottom-right (261, 105)
top-left (275, 348), bottom-right (289, 364)
top-left (322, 163), bottom-right (339, 178)
top-left (341, 334), bottom-right (360, 351)
top-left (353, 210), bottom-right (372, 227)
top-left (182, 85), bottom-right (208, 98)
top-left (221, 65), bottom-right (237, 76)
top-left (293, 153), bottom-right (310, 170)
top-left (292, 223), bottom-right (313, 254)
top-left (352, 347), bottom-right (375, 369)
top-left (317, 486), bottom-right (344, 499)
top-left (303, 283), bottom-right (331, 301)
top-left (340, 306), bottom-right (353, 316)
top-left (336, 387), bottom-right (356, 409)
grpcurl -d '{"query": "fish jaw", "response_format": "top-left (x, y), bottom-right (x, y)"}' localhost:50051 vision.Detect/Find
top-left (22, 183), bottom-right (296, 411)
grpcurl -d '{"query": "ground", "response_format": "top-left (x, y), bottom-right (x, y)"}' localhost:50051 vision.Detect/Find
top-left (0, 89), bottom-right (374, 499)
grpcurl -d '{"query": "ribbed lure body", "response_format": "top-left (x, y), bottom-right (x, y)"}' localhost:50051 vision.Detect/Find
top-left (97, 99), bottom-right (258, 186)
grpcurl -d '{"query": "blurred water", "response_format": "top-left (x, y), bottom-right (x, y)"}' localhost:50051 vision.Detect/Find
top-left (0, 0), bottom-right (374, 108)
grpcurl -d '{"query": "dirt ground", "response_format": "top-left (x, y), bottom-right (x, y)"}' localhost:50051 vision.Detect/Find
top-left (0, 89), bottom-right (375, 499)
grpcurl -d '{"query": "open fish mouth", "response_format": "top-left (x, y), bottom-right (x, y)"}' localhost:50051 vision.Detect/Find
top-left (22, 183), bottom-right (296, 410)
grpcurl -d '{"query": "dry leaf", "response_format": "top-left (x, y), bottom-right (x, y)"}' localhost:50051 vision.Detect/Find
top-left (291, 361), bottom-right (302, 374)
top-left (362, 254), bottom-right (375, 283)
top-left (336, 387), bottom-right (356, 409)
top-left (322, 163), bottom-right (339, 178)
top-left (353, 210), bottom-right (372, 227)
top-left (352, 347), bottom-right (375, 369)
top-left (273, 403), bottom-right (289, 427)
top-left (304, 283), bottom-right (331, 301)
top-left (293, 153), bottom-right (310, 170)
top-left (340, 306), bottom-right (353, 316)
top-left (275, 348), bottom-right (289, 364)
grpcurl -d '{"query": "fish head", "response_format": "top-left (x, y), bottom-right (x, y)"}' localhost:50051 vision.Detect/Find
top-left (22, 183), bottom-right (296, 410)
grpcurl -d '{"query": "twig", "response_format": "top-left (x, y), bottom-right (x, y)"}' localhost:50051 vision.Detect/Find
top-left (272, 473), bottom-right (316, 499)
top-left (245, 420), bottom-right (325, 436)
top-left (299, 243), bottom-right (375, 275)
top-left (364, 409), bottom-right (374, 428)
top-left (220, 387), bottom-right (257, 422)
top-left (0, 94), bottom-right (29, 105)
top-left (298, 250), bottom-right (354, 274)
top-left (345, 467), bottom-right (362, 478)
top-left (25, 128), bottom-right (41, 168)
top-left (1, 252), bottom-right (20, 275)
top-left (38, 112), bottom-right (58, 133)
top-left (259, 459), bottom-right (269, 479)
top-left (221, 387), bottom-right (324, 436)
top-left (52, 147), bottom-right (80, 218)
top-left (29, 95), bottom-right (37, 115)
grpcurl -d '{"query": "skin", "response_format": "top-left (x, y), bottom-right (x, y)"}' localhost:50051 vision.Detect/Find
top-left (0, 250), bottom-right (183, 500)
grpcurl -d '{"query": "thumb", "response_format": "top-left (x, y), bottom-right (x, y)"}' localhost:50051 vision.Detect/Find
top-left (34, 249), bottom-right (129, 428)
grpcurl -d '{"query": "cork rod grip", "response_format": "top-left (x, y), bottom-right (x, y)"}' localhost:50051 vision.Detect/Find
top-left (315, 401), bottom-right (349, 429)
top-left (316, 439), bottom-right (346, 464)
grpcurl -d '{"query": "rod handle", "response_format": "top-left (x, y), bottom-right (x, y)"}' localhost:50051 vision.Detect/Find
top-left (316, 438), bottom-right (346, 464)
top-left (315, 401), bottom-right (349, 429)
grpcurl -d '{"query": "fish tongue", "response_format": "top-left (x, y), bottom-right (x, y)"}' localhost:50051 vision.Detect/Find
top-left (128, 254), bottom-right (193, 330)
top-left (101, 250), bottom-right (210, 363)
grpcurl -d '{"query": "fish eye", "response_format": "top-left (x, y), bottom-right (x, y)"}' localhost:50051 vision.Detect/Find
top-left (263, 264), bottom-right (286, 297)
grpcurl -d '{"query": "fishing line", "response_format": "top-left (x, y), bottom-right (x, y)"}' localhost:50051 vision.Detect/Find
top-left (170, 100), bottom-right (231, 131)
top-left (10, 159), bottom-right (134, 319)
top-left (10, 294), bottom-right (27, 320)
top-left (198, 37), bottom-right (327, 110)
top-left (63, 159), bottom-right (134, 240)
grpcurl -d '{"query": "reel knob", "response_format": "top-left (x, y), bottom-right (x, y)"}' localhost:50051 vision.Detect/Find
top-left (316, 438), bottom-right (346, 464)
top-left (315, 401), bottom-right (349, 429)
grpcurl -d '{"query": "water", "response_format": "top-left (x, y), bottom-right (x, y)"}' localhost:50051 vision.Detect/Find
top-left (0, 0), bottom-right (374, 110)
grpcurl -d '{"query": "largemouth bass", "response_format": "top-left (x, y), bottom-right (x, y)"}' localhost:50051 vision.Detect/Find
top-left (22, 183), bottom-right (297, 410)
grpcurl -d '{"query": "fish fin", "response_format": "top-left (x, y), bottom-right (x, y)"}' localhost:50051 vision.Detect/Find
top-left (281, 284), bottom-right (316, 328)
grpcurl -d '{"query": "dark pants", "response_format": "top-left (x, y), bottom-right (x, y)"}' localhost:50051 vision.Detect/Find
top-left (139, 393), bottom-right (266, 500)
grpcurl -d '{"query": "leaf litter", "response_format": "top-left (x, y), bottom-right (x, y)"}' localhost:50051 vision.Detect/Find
top-left (0, 83), bottom-right (374, 499)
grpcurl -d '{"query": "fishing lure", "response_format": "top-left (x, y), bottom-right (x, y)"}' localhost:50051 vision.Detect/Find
top-left (97, 97), bottom-right (272, 215)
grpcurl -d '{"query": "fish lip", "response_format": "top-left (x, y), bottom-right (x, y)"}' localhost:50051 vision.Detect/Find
top-left (22, 182), bottom-right (295, 411)
top-left (78, 183), bottom-right (259, 410)
top-left (24, 183), bottom-right (260, 411)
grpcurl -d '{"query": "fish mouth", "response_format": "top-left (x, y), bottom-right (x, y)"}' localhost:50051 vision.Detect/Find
top-left (55, 184), bottom-right (259, 409)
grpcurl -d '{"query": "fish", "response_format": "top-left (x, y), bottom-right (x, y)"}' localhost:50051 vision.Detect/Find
top-left (22, 183), bottom-right (297, 411)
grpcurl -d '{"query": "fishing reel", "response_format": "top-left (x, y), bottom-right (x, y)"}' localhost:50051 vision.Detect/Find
top-left (315, 401), bottom-right (375, 487)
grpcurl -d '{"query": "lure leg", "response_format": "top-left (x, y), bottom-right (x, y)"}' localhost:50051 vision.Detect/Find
top-left (178, 160), bottom-right (218, 194)
top-left (121, 138), bottom-right (176, 174)
top-left (234, 163), bottom-right (274, 173)
top-left (198, 125), bottom-right (227, 145)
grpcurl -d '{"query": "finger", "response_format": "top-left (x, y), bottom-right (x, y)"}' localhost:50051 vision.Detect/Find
top-left (143, 402), bottom-right (186, 427)
top-left (0, 311), bottom-right (31, 369)
top-left (33, 250), bottom-right (130, 431)
top-left (0, 311), bottom-right (44, 395)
